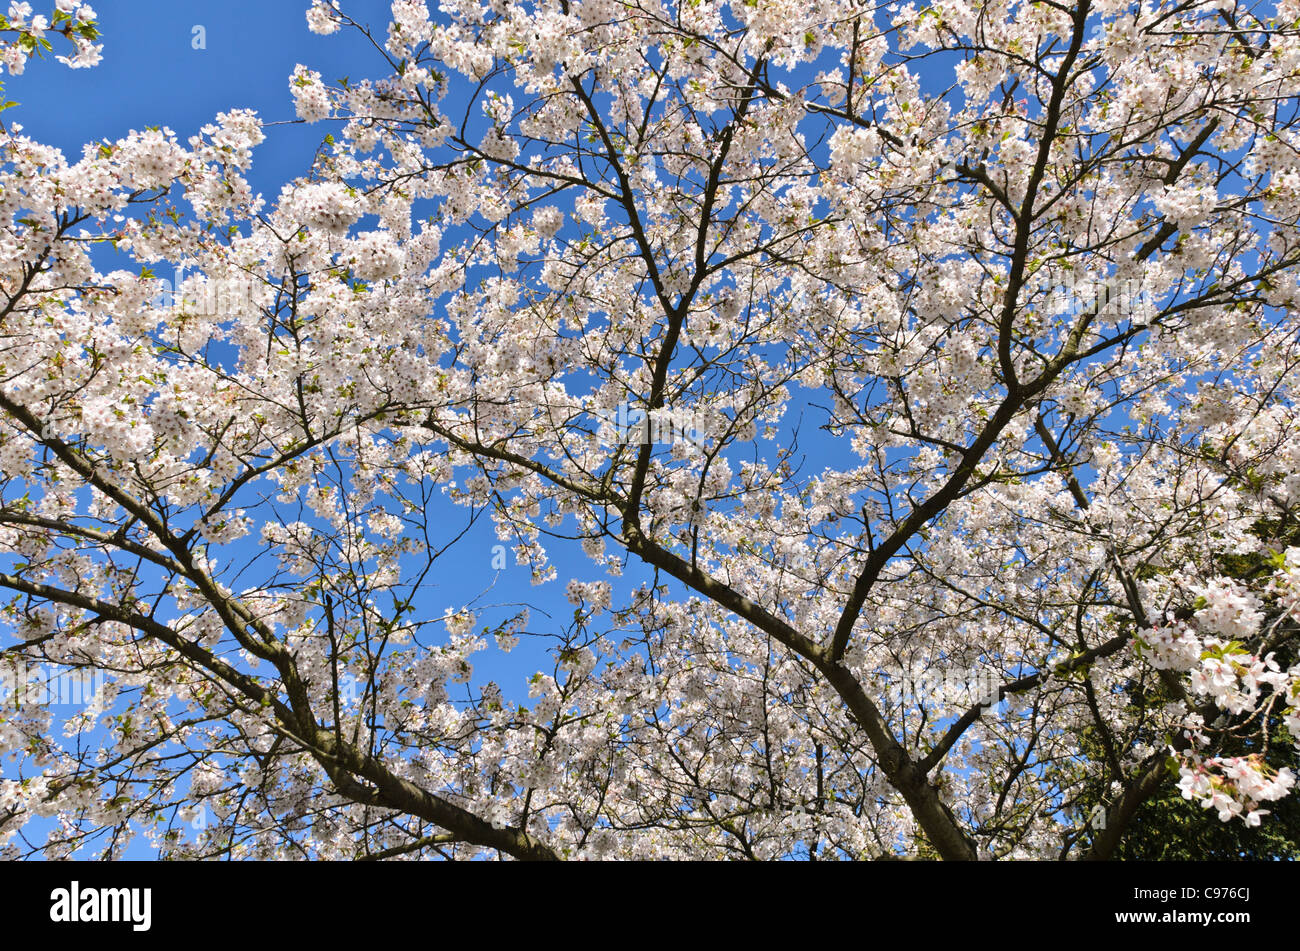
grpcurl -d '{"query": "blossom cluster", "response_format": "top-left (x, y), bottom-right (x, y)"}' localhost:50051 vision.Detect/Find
top-left (0, 1), bottom-right (100, 76)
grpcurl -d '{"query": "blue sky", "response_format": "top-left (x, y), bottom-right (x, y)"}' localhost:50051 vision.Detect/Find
top-left (6, 0), bottom-right (363, 196)
top-left (2, 0), bottom-right (894, 692)
top-left (1, 0), bottom-right (1196, 857)
top-left (3, 0), bottom-right (622, 677)
top-left (0, 0), bottom-right (1056, 857)
top-left (1, 0), bottom-right (635, 856)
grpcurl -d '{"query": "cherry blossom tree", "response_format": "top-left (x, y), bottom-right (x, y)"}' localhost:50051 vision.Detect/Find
top-left (2, 0), bottom-right (1300, 860)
